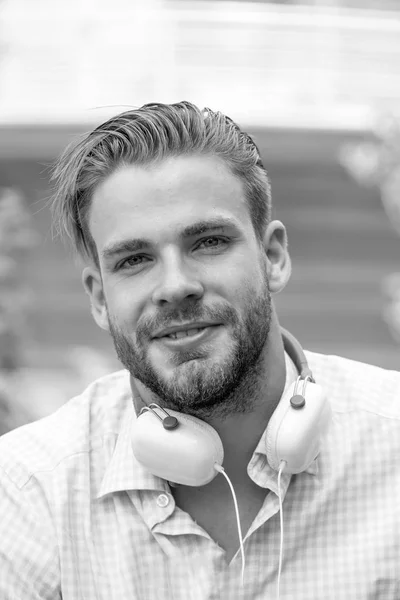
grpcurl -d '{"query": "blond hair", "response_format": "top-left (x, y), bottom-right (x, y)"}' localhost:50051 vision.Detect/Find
top-left (51, 101), bottom-right (271, 264)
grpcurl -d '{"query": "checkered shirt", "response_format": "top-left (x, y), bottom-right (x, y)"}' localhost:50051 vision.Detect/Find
top-left (0, 350), bottom-right (399, 599)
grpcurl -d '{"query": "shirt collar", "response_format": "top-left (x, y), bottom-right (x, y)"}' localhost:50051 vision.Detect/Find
top-left (98, 351), bottom-right (317, 498)
top-left (97, 407), bottom-right (169, 499)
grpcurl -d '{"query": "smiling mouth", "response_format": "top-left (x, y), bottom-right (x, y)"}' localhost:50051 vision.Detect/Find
top-left (155, 325), bottom-right (222, 347)
top-left (163, 327), bottom-right (208, 340)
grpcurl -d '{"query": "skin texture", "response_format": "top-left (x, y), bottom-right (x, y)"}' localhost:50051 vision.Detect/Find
top-left (83, 155), bottom-right (291, 419)
top-left (82, 154), bottom-right (292, 558)
top-left (83, 156), bottom-right (290, 436)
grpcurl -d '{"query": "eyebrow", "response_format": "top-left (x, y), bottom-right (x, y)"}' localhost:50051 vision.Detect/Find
top-left (101, 217), bottom-right (240, 262)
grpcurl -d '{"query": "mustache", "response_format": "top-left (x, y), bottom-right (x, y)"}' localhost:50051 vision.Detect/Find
top-left (136, 303), bottom-right (237, 341)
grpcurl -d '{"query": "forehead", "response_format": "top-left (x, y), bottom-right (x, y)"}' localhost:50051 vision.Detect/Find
top-left (88, 155), bottom-right (253, 252)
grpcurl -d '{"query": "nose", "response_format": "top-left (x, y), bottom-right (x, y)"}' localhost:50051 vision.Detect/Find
top-left (151, 251), bottom-right (204, 307)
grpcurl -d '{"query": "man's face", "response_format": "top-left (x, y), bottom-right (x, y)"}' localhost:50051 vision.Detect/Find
top-left (85, 155), bottom-right (273, 415)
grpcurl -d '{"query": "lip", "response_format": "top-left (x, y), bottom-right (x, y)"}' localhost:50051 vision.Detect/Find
top-left (153, 322), bottom-right (220, 339)
top-left (154, 324), bottom-right (222, 349)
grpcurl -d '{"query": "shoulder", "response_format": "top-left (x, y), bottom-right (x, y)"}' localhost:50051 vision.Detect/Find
top-left (0, 369), bottom-right (132, 489)
top-left (306, 350), bottom-right (400, 419)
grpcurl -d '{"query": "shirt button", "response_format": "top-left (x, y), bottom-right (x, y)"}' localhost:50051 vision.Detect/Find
top-left (156, 493), bottom-right (170, 508)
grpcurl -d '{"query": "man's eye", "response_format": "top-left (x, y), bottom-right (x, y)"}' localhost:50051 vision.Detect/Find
top-left (118, 255), bottom-right (146, 269)
top-left (197, 236), bottom-right (228, 250)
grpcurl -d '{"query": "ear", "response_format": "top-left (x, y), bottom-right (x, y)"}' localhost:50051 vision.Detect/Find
top-left (82, 266), bottom-right (110, 331)
top-left (262, 220), bottom-right (291, 294)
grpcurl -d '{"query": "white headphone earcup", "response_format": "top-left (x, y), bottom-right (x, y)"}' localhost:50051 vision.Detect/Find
top-left (132, 409), bottom-right (224, 486)
top-left (265, 387), bottom-right (293, 472)
top-left (266, 381), bottom-right (331, 474)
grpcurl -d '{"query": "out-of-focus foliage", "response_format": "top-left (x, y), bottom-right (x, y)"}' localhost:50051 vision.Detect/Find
top-left (0, 189), bottom-right (39, 365)
top-left (339, 113), bottom-right (400, 342)
top-left (340, 114), bottom-right (400, 178)
top-left (0, 188), bottom-right (39, 434)
top-left (339, 113), bottom-right (400, 232)
top-left (0, 184), bottom-right (120, 435)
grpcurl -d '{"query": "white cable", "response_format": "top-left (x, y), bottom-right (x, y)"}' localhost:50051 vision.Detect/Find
top-left (214, 463), bottom-right (246, 586)
top-left (277, 460), bottom-right (287, 600)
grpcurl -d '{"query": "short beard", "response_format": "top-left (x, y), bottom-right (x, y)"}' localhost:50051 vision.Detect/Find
top-left (107, 279), bottom-right (272, 420)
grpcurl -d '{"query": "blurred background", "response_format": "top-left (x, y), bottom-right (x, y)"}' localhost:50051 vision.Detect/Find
top-left (1, 0), bottom-right (400, 434)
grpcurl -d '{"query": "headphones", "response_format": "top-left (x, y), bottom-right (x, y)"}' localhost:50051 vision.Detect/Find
top-left (131, 327), bottom-right (332, 486)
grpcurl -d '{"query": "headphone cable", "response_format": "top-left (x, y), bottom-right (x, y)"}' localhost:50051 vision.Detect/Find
top-left (277, 460), bottom-right (287, 600)
top-left (214, 463), bottom-right (246, 586)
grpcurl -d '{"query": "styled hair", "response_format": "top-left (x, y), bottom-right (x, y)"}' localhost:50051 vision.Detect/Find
top-left (50, 101), bottom-right (272, 264)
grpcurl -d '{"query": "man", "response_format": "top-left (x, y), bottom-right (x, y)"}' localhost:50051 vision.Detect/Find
top-left (0, 102), bottom-right (399, 599)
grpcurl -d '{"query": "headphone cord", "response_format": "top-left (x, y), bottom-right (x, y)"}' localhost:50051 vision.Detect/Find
top-left (214, 460), bottom-right (286, 597)
top-left (213, 464), bottom-right (246, 586)
top-left (277, 460), bottom-right (287, 600)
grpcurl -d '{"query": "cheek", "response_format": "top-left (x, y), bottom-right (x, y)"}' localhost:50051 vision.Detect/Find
top-left (103, 283), bottom-right (142, 327)
top-left (225, 262), bottom-right (266, 300)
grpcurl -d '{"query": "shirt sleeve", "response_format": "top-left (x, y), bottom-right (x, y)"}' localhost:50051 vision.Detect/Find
top-left (0, 466), bottom-right (61, 600)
